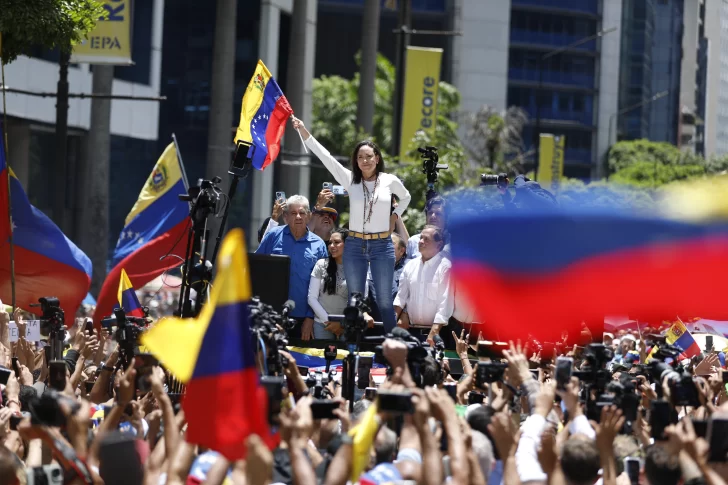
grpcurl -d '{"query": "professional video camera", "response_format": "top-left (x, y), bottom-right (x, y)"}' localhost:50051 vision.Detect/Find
top-left (647, 344), bottom-right (700, 406)
top-left (28, 388), bottom-right (80, 427)
top-left (374, 327), bottom-right (441, 389)
top-left (249, 298), bottom-right (296, 376)
top-left (480, 173), bottom-right (509, 189)
top-left (180, 177), bottom-right (224, 227)
top-left (595, 374), bottom-right (640, 432)
top-left (343, 293), bottom-right (371, 343)
top-left (419, 146), bottom-right (448, 198)
top-left (101, 307), bottom-right (151, 369)
top-left (29, 297), bottom-right (65, 361)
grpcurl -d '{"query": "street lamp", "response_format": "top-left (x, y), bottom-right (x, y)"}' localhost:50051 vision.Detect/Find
top-left (533, 26), bottom-right (618, 179)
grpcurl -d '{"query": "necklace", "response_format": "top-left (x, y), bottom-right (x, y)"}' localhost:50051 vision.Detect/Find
top-left (362, 175), bottom-right (380, 225)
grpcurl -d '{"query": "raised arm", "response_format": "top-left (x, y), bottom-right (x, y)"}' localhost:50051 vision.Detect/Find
top-left (292, 117), bottom-right (352, 188)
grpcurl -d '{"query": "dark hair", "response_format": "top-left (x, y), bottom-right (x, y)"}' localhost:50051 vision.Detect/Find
top-left (422, 224), bottom-right (446, 250)
top-left (425, 196), bottom-right (446, 215)
top-left (560, 437), bottom-right (601, 485)
top-left (644, 445), bottom-right (680, 485)
top-left (323, 229), bottom-right (348, 295)
top-left (351, 140), bottom-right (385, 184)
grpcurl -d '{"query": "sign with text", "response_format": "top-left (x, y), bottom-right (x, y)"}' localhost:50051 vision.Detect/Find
top-left (537, 134), bottom-right (565, 190)
top-left (7, 321), bottom-right (41, 342)
top-left (71, 0), bottom-right (133, 65)
top-left (399, 46), bottom-right (443, 160)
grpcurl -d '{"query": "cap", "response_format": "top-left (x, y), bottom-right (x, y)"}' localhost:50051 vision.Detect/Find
top-left (315, 206), bottom-right (338, 221)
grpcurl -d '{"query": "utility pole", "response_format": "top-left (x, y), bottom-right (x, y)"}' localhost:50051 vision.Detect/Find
top-left (392, 0), bottom-right (411, 157)
top-left (357, 0), bottom-right (381, 134)
top-left (81, 66), bottom-right (114, 295)
top-left (53, 51), bottom-right (70, 233)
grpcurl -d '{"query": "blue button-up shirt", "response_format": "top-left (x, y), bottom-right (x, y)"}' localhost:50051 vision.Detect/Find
top-left (255, 225), bottom-right (328, 318)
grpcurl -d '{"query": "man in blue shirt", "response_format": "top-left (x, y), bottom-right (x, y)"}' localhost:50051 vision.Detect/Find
top-left (256, 195), bottom-right (328, 340)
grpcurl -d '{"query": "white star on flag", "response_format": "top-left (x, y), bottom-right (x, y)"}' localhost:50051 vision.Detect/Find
top-left (10, 218), bottom-right (16, 231)
top-left (137, 237), bottom-right (144, 245)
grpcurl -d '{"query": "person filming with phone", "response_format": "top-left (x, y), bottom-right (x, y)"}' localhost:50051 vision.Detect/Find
top-left (292, 116), bottom-right (411, 333)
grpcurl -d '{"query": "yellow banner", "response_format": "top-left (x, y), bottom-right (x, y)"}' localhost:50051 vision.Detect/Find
top-left (71, 0), bottom-right (132, 65)
top-left (537, 134), bottom-right (565, 189)
top-left (399, 46), bottom-right (443, 160)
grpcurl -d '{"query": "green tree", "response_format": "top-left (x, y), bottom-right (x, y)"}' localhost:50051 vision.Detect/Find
top-left (611, 161), bottom-right (707, 188)
top-left (463, 105), bottom-right (529, 173)
top-left (0, 0), bottom-right (106, 64)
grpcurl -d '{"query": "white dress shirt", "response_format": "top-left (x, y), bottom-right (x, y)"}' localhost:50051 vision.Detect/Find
top-left (304, 135), bottom-right (411, 233)
top-left (393, 252), bottom-right (453, 327)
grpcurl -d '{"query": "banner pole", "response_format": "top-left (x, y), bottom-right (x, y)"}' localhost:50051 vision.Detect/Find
top-left (0, 34), bottom-right (16, 312)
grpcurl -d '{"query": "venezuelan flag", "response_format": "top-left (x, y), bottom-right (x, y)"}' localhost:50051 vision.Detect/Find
top-left (117, 269), bottom-right (143, 317)
top-left (349, 402), bottom-right (380, 482)
top-left (0, 124), bottom-right (92, 319)
top-left (234, 60), bottom-right (293, 170)
top-left (94, 143), bottom-right (189, 324)
top-left (448, 182), bottom-right (728, 344)
top-left (666, 321), bottom-right (701, 359)
top-left (141, 229), bottom-right (276, 459)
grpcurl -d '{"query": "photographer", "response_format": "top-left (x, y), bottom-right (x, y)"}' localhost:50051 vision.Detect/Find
top-left (394, 225), bottom-right (454, 347)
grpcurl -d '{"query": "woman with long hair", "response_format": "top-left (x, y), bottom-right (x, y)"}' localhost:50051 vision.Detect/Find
top-left (293, 117), bottom-right (411, 332)
top-left (308, 229), bottom-right (372, 339)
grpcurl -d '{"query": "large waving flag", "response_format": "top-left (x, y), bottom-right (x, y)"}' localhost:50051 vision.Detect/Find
top-left (94, 143), bottom-right (189, 324)
top-left (118, 269), bottom-right (143, 317)
top-left (666, 320), bottom-right (701, 359)
top-left (233, 60), bottom-right (293, 170)
top-left (141, 229), bottom-right (276, 459)
top-left (0, 125), bottom-right (92, 319)
top-left (448, 182), bottom-right (728, 344)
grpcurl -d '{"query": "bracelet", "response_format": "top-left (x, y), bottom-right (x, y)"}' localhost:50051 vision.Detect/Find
top-left (101, 365), bottom-right (114, 372)
top-left (5, 399), bottom-right (20, 408)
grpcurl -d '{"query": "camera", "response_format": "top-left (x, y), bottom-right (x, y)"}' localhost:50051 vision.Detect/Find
top-left (179, 177), bottom-right (223, 226)
top-left (107, 308), bottom-right (151, 369)
top-left (30, 297), bottom-right (64, 338)
top-left (475, 362), bottom-right (508, 388)
top-left (480, 173), bottom-right (509, 189)
top-left (26, 465), bottom-right (63, 485)
top-left (28, 389), bottom-right (80, 427)
top-left (305, 370), bottom-right (335, 399)
top-left (249, 298), bottom-right (296, 376)
top-left (343, 293), bottom-right (370, 342)
top-left (418, 146), bottom-right (448, 189)
top-left (376, 327), bottom-right (441, 389)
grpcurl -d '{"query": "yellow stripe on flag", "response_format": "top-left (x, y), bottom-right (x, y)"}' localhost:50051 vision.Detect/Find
top-left (117, 268), bottom-right (134, 306)
top-left (124, 143), bottom-right (183, 225)
top-left (234, 60), bottom-right (272, 145)
top-left (349, 401), bottom-right (380, 482)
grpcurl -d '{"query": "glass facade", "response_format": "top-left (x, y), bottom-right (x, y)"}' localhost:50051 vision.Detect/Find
top-left (715, 0), bottom-right (728, 155)
top-left (649, 0), bottom-right (683, 145)
top-left (617, 0), bottom-right (655, 141)
top-left (507, 1), bottom-right (598, 180)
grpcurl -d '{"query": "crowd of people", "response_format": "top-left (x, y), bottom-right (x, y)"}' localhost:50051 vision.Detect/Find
top-left (0, 123), bottom-right (726, 485)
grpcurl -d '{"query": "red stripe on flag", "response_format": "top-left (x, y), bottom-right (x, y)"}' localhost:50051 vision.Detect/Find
top-left (260, 95), bottom-right (293, 170)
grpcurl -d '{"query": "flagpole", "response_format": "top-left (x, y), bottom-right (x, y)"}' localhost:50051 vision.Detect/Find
top-left (171, 133), bottom-right (190, 192)
top-left (0, 34), bottom-right (16, 312)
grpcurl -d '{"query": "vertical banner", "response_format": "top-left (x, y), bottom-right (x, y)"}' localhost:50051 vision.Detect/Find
top-left (399, 46), bottom-right (443, 160)
top-left (71, 0), bottom-right (133, 65)
top-left (537, 134), bottom-right (565, 189)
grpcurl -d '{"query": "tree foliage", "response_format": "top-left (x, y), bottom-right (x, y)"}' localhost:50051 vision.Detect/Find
top-left (0, 0), bottom-right (106, 64)
top-left (463, 105), bottom-right (529, 173)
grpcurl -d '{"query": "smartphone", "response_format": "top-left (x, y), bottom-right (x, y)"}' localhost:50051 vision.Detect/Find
top-left (378, 391), bottom-right (414, 414)
top-left (447, 358), bottom-right (465, 378)
top-left (11, 357), bottom-right (20, 378)
top-left (9, 413), bottom-right (23, 431)
top-left (444, 383), bottom-right (458, 402)
top-left (322, 182), bottom-right (333, 191)
top-left (650, 400), bottom-right (671, 441)
top-left (468, 392), bottom-right (485, 405)
top-left (85, 318), bottom-right (94, 336)
top-left (43, 345), bottom-right (51, 365)
top-left (297, 366), bottom-right (309, 376)
top-left (708, 415), bottom-right (728, 462)
top-left (365, 387), bottom-right (377, 400)
top-left (275, 191), bottom-right (286, 203)
top-left (692, 419), bottom-right (709, 438)
top-left (261, 376), bottom-right (286, 426)
top-left (310, 399), bottom-right (339, 420)
top-left (0, 367), bottom-right (11, 385)
top-left (332, 185), bottom-right (348, 196)
top-left (49, 361), bottom-right (67, 391)
top-left (624, 457), bottom-right (640, 484)
top-left (705, 335), bottom-right (714, 351)
top-left (85, 380), bottom-right (96, 394)
top-left (357, 356), bottom-right (374, 390)
top-left (555, 357), bottom-right (573, 391)
top-left (134, 353), bottom-right (159, 394)
top-left (98, 432), bottom-right (145, 485)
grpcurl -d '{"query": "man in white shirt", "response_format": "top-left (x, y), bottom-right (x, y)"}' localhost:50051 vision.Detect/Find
top-left (393, 225), bottom-right (454, 346)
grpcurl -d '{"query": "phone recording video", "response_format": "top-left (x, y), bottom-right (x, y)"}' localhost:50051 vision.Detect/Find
top-left (624, 457), bottom-right (640, 485)
top-left (650, 400), bottom-right (671, 441)
top-left (49, 361), bottom-right (67, 391)
top-left (310, 399), bottom-right (339, 420)
top-left (275, 191), bottom-right (286, 204)
top-left (555, 356), bottom-right (573, 391)
top-left (708, 414), bottom-right (728, 462)
top-left (377, 391), bottom-right (414, 414)
top-left (85, 318), bottom-right (94, 336)
top-left (364, 387), bottom-right (377, 401)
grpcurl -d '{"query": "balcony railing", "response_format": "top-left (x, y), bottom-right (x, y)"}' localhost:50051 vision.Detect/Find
top-left (511, 0), bottom-right (598, 15)
top-left (510, 29), bottom-right (597, 51)
top-left (509, 68), bottom-right (595, 88)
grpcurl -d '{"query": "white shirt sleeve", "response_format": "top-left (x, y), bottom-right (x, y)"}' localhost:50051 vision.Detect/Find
top-left (515, 414), bottom-right (548, 483)
top-left (265, 218), bottom-right (279, 236)
top-left (433, 265), bottom-right (454, 325)
top-left (388, 173), bottom-right (411, 217)
top-left (304, 136), bottom-right (352, 189)
top-left (568, 414), bottom-right (596, 439)
top-left (307, 273), bottom-right (329, 323)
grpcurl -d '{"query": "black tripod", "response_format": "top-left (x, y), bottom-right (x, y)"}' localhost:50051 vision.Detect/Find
top-left (176, 141), bottom-right (253, 318)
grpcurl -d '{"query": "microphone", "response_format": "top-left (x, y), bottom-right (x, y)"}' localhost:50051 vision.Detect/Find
top-left (281, 300), bottom-right (295, 318)
top-left (433, 333), bottom-right (444, 348)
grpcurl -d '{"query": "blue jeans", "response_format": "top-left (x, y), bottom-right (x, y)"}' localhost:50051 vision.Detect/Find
top-left (313, 321), bottom-right (345, 341)
top-left (344, 236), bottom-right (396, 332)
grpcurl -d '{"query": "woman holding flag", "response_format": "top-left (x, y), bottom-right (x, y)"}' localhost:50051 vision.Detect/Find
top-left (292, 117), bottom-right (411, 333)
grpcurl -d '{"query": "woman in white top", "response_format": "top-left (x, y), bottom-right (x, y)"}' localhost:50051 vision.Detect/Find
top-left (292, 117), bottom-right (411, 332)
top-left (308, 229), bottom-right (373, 340)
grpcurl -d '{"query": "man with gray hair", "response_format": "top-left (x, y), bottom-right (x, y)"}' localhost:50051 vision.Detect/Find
top-left (256, 195), bottom-right (328, 339)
